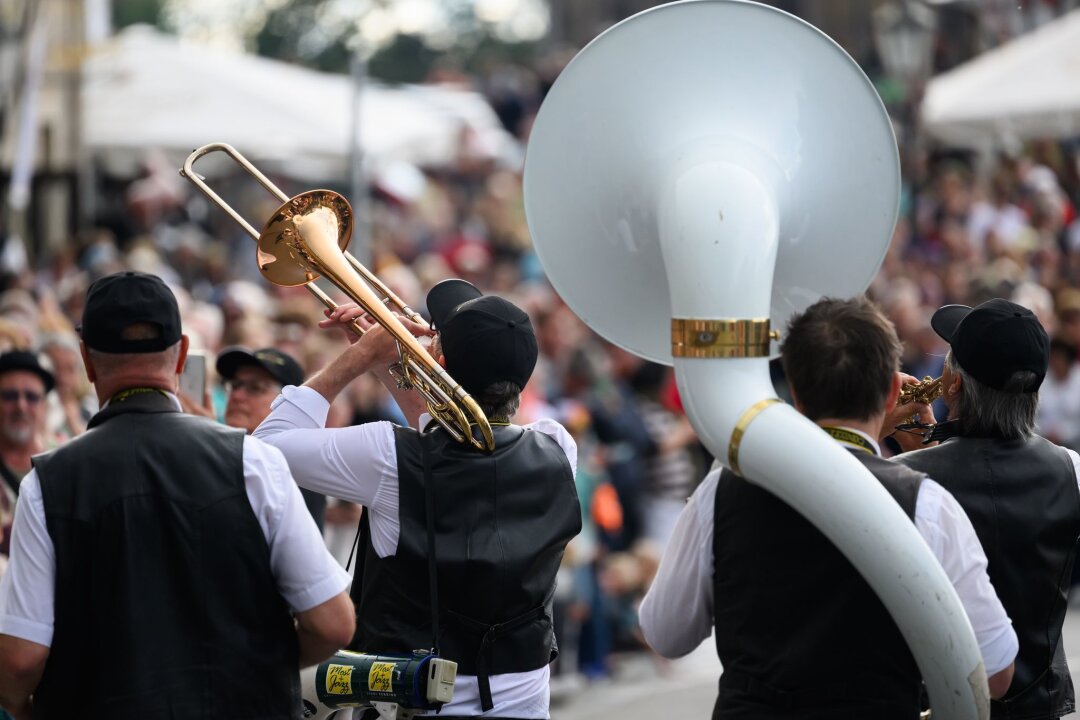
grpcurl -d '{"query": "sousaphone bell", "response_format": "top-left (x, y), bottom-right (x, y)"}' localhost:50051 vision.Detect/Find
top-left (523, 1), bottom-right (987, 717)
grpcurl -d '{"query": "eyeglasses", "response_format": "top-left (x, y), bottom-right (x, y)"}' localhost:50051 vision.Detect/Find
top-left (225, 379), bottom-right (278, 396)
top-left (0, 389), bottom-right (43, 406)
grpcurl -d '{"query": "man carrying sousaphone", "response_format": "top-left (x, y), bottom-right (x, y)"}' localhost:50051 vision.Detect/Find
top-left (895, 298), bottom-right (1080, 720)
top-left (255, 279), bottom-right (581, 720)
top-left (639, 296), bottom-right (1017, 719)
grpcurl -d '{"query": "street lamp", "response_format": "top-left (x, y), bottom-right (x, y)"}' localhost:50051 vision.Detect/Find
top-left (873, 0), bottom-right (937, 239)
top-left (873, 0), bottom-right (937, 93)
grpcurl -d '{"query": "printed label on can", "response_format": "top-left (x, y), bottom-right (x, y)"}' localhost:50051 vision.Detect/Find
top-left (368, 662), bottom-right (395, 693)
top-left (325, 664), bottom-right (353, 695)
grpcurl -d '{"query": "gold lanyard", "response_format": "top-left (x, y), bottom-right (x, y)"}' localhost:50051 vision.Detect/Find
top-left (109, 387), bottom-right (170, 404)
top-left (821, 426), bottom-right (877, 456)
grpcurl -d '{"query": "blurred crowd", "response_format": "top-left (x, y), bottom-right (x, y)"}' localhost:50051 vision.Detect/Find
top-left (0, 58), bottom-right (1079, 689)
top-left (873, 141), bottom-right (1080, 452)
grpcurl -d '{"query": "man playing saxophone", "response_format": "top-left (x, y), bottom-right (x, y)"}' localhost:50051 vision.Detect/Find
top-left (639, 296), bottom-right (1016, 719)
top-left (895, 298), bottom-right (1080, 720)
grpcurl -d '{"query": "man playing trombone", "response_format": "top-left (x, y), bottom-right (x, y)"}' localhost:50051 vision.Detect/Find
top-left (255, 279), bottom-right (581, 720)
top-left (639, 295), bottom-right (1016, 719)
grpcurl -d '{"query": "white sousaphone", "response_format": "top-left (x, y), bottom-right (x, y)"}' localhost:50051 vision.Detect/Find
top-left (523, 1), bottom-right (988, 718)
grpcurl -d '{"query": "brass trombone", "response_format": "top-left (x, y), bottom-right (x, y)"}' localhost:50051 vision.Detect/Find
top-left (179, 143), bottom-right (494, 452)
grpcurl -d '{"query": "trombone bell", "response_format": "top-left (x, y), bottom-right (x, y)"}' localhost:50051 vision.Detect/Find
top-left (179, 142), bottom-right (495, 452)
top-left (258, 190), bottom-right (353, 287)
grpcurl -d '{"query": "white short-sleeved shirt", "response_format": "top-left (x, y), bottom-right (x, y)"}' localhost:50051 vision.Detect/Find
top-left (254, 385), bottom-right (579, 720)
top-left (0, 407), bottom-right (352, 648)
top-left (638, 427), bottom-right (1022, 678)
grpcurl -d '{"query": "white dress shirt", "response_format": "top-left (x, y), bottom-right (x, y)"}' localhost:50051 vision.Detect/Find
top-left (0, 405), bottom-right (352, 648)
top-left (255, 385), bottom-right (579, 720)
top-left (639, 427), bottom-right (1021, 678)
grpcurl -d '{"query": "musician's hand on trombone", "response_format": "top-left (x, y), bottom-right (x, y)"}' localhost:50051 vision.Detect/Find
top-left (319, 303), bottom-right (373, 345)
top-left (310, 302), bottom-right (434, 426)
top-left (315, 302), bottom-right (434, 377)
top-left (320, 302), bottom-right (433, 340)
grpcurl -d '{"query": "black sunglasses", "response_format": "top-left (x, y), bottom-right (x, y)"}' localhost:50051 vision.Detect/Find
top-left (0, 389), bottom-right (43, 405)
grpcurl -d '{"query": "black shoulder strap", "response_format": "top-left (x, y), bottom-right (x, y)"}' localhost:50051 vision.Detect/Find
top-left (420, 433), bottom-right (441, 657)
top-left (344, 509), bottom-right (367, 574)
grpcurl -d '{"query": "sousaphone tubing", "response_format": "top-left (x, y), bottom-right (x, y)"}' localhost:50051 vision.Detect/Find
top-left (524, 1), bottom-right (988, 717)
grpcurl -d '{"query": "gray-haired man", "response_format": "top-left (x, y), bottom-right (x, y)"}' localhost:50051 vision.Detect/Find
top-left (897, 298), bottom-right (1080, 720)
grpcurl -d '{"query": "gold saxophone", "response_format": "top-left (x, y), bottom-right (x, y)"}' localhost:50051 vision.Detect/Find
top-left (898, 376), bottom-right (943, 407)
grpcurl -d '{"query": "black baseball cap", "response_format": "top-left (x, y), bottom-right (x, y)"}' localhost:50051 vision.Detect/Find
top-left (216, 347), bottom-right (304, 388)
top-left (426, 279), bottom-right (538, 395)
top-left (80, 272), bottom-right (182, 354)
top-left (931, 298), bottom-right (1049, 392)
top-left (0, 351), bottom-right (55, 393)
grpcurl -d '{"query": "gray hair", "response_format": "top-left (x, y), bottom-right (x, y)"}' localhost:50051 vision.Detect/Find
top-left (946, 350), bottom-right (1038, 440)
top-left (472, 381), bottom-right (522, 422)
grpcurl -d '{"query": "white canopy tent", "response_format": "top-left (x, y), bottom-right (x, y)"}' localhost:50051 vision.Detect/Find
top-left (921, 8), bottom-right (1080, 148)
top-left (82, 25), bottom-right (516, 180)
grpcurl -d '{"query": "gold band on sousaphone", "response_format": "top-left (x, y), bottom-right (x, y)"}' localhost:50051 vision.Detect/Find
top-left (179, 142), bottom-right (494, 452)
top-left (670, 318), bottom-right (779, 359)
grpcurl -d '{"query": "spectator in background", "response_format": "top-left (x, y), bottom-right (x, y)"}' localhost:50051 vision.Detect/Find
top-left (571, 342), bottom-right (655, 553)
top-left (1038, 338), bottom-right (1080, 451)
top-left (628, 362), bottom-right (702, 547)
top-left (1057, 290), bottom-right (1080, 348)
top-left (0, 352), bottom-right (54, 560)
top-left (1013, 282), bottom-right (1057, 336)
top-left (39, 333), bottom-right (96, 441)
top-left (0, 322), bottom-right (27, 356)
top-left (596, 540), bottom-right (660, 655)
top-left (550, 398), bottom-right (604, 679)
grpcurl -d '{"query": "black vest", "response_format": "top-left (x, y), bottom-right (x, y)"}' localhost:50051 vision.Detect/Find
top-left (897, 434), bottom-right (1080, 720)
top-left (351, 424), bottom-right (580, 684)
top-left (712, 449), bottom-right (924, 720)
top-left (33, 390), bottom-right (301, 720)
